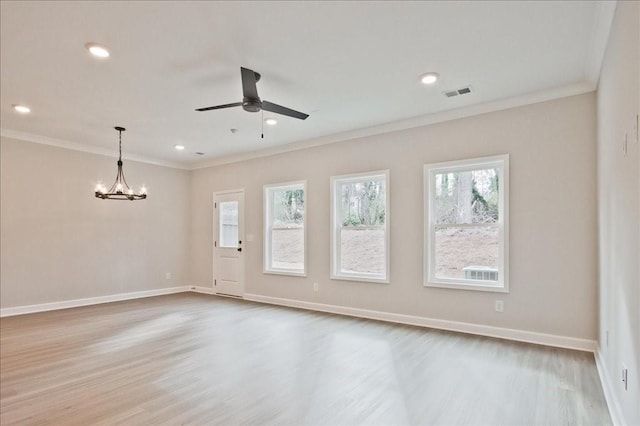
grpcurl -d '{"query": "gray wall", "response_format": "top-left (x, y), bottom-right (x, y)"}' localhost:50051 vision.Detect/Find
top-left (0, 137), bottom-right (191, 307)
top-left (190, 93), bottom-right (597, 340)
top-left (596, 1), bottom-right (640, 424)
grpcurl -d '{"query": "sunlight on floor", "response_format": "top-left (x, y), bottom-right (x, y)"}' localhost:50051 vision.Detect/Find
top-left (90, 313), bottom-right (193, 354)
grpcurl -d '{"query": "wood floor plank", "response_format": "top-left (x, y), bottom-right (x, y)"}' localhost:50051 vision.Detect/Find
top-left (0, 293), bottom-right (611, 425)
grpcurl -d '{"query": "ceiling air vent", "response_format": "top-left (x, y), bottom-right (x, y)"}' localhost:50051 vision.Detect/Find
top-left (195, 152), bottom-right (205, 155)
top-left (444, 86), bottom-right (472, 98)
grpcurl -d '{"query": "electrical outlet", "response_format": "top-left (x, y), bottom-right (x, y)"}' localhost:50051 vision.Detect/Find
top-left (313, 282), bottom-right (319, 292)
top-left (495, 300), bottom-right (504, 312)
top-left (166, 272), bottom-right (172, 280)
top-left (623, 134), bottom-right (628, 156)
top-left (622, 365), bottom-right (628, 390)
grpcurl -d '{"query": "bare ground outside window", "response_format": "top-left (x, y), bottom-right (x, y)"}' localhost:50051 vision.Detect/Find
top-left (435, 227), bottom-right (499, 279)
top-left (271, 227), bottom-right (498, 278)
top-left (340, 227), bottom-right (385, 274)
top-left (272, 227), bottom-right (304, 270)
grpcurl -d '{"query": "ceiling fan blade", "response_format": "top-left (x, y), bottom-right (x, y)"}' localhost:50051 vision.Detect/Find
top-left (262, 100), bottom-right (309, 120)
top-left (195, 102), bottom-right (242, 112)
top-left (241, 67), bottom-right (260, 100)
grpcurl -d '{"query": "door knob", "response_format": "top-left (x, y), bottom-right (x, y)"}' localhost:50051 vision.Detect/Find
top-left (237, 247), bottom-right (242, 252)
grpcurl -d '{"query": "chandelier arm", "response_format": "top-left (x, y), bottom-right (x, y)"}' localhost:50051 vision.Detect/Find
top-left (118, 164), bottom-right (133, 192)
top-left (106, 169), bottom-right (121, 193)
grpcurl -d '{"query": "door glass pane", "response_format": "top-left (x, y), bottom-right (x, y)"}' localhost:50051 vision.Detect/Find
top-left (435, 225), bottom-right (499, 281)
top-left (219, 201), bottom-right (238, 248)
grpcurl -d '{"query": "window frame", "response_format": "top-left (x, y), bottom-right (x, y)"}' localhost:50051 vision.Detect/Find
top-left (263, 180), bottom-right (307, 277)
top-left (424, 154), bottom-right (509, 293)
top-left (330, 170), bottom-right (390, 284)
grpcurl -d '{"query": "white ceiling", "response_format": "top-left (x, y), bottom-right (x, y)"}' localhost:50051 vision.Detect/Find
top-left (0, 1), bottom-right (614, 169)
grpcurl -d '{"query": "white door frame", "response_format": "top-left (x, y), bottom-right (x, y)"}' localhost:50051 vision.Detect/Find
top-left (213, 189), bottom-right (245, 297)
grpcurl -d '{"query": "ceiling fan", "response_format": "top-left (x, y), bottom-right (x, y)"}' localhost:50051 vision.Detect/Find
top-left (196, 67), bottom-right (309, 120)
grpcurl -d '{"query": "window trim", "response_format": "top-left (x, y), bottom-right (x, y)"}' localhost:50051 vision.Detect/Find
top-left (424, 154), bottom-right (509, 293)
top-left (330, 170), bottom-right (390, 284)
top-left (263, 180), bottom-right (307, 277)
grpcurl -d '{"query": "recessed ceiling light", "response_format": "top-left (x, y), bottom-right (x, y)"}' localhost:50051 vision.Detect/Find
top-left (265, 118), bottom-right (278, 126)
top-left (13, 104), bottom-right (31, 114)
top-left (85, 42), bottom-right (110, 58)
top-left (174, 145), bottom-right (185, 151)
top-left (420, 72), bottom-right (440, 85)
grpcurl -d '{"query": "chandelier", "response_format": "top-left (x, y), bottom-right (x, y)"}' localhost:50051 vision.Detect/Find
top-left (94, 126), bottom-right (147, 200)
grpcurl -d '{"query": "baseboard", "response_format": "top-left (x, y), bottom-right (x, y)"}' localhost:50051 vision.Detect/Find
top-left (0, 286), bottom-right (190, 317)
top-left (1, 287), bottom-right (597, 353)
top-left (190, 286), bottom-right (243, 300)
top-left (595, 348), bottom-right (626, 426)
top-left (189, 285), bottom-right (216, 295)
top-left (243, 293), bottom-right (597, 352)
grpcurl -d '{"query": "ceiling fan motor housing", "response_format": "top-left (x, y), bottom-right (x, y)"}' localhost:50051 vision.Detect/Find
top-left (242, 98), bottom-right (262, 112)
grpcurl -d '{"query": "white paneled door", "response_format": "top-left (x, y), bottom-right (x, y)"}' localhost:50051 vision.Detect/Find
top-left (213, 190), bottom-right (245, 297)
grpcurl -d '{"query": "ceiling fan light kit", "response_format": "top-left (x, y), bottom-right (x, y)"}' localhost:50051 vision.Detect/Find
top-left (95, 127), bottom-right (147, 201)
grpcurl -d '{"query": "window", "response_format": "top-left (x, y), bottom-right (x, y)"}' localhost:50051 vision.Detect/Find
top-left (424, 155), bottom-right (509, 292)
top-left (331, 170), bottom-right (389, 283)
top-left (264, 181), bottom-right (306, 276)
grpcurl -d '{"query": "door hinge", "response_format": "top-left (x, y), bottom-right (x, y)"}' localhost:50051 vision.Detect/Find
top-left (214, 202), bottom-right (217, 208)
top-left (214, 241), bottom-right (217, 247)
top-left (214, 279), bottom-right (217, 286)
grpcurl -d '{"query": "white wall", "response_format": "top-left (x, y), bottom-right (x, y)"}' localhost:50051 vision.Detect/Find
top-left (0, 137), bottom-right (191, 308)
top-left (596, 1), bottom-right (640, 424)
top-left (190, 93), bottom-right (597, 341)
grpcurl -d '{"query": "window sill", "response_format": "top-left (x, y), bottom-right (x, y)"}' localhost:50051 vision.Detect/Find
top-left (264, 269), bottom-right (306, 278)
top-left (331, 274), bottom-right (389, 284)
top-left (425, 280), bottom-right (508, 293)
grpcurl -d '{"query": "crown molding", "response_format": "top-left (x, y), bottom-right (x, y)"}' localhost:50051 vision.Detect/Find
top-left (584, 1), bottom-right (617, 86)
top-left (0, 128), bottom-right (190, 170)
top-left (191, 81), bottom-right (596, 169)
top-left (3, 81), bottom-right (596, 172)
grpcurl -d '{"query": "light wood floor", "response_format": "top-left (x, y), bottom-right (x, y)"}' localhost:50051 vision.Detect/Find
top-left (1, 293), bottom-right (611, 425)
